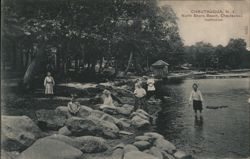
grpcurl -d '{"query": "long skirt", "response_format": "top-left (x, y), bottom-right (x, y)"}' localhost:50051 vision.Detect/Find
top-left (45, 84), bottom-right (54, 94)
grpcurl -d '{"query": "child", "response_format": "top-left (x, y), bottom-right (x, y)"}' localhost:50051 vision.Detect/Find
top-left (68, 94), bottom-right (80, 116)
top-left (189, 83), bottom-right (204, 116)
top-left (134, 84), bottom-right (147, 111)
top-left (102, 90), bottom-right (114, 106)
top-left (44, 72), bottom-right (55, 97)
top-left (147, 74), bottom-right (156, 100)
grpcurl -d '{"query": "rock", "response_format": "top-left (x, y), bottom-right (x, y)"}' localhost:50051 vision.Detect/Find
top-left (116, 118), bottom-right (131, 129)
top-left (135, 135), bottom-right (151, 142)
top-left (118, 97), bottom-right (135, 105)
top-left (124, 151), bottom-right (158, 159)
top-left (45, 134), bottom-right (108, 153)
top-left (55, 106), bottom-right (71, 118)
top-left (116, 104), bottom-right (134, 116)
top-left (2, 115), bottom-right (41, 151)
top-left (144, 132), bottom-right (164, 140)
top-left (1, 150), bottom-right (14, 159)
top-left (99, 104), bottom-right (117, 115)
top-left (78, 105), bottom-right (93, 118)
top-left (58, 126), bottom-right (71, 136)
top-left (154, 138), bottom-right (176, 154)
top-left (131, 116), bottom-right (150, 129)
top-left (45, 134), bottom-right (76, 147)
top-left (100, 104), bottom-right (116, 110)
top-left (136, 109), bottom-right (150, 117)
top-left (131, 112), bottom-right (149, 121)
top-left (17, 138), bottom-right (83, 159)
top-left (119, 131), bottom-right (133, 135)
top-left (100, 114), bottom-right (119, 124)
top-left (112, 148), bottom-right (124, 159)
top-left (91, 110), bottom-right (106, 118)
top-left (161, 151), bottom-right (175, 159)
top-left (74, 136), bottom-right (108, 153)
top-left (66, 116), bottom-right (119, 139)
top-left (36, 109), bottom-right (68, 130)
top-left (133, 141), bottom-right (151, 151)
top-left (148, 146), bottom-right (163, 159)
top-left (173, 150), bottom-right (192, 159)
top-left (113, 143), bottom-right (125, 150)
top-left (123, 144), bottom-right (139, 153)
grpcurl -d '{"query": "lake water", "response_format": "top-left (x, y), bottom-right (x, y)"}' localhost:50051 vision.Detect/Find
top-left (156, 78), bottom-right (250, 159)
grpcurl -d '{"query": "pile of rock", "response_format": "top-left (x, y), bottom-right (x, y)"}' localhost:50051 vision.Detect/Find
top-left (112, 132), bottom-right (192, 159)
top-left (36, 105), bottom-right (130, 139)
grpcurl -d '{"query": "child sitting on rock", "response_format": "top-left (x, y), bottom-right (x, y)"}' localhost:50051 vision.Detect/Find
top-left (68, 94), bottom-right (80, 116)
top-left (134, 84), bottom-right (146, 111)
top-left (102, 90), bottom-right (114, 106)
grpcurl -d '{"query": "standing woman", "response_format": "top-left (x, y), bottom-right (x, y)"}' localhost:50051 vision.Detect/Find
top-left (189, 83), bottom-right (204, 116)
top-left (44, 72), bottom-right (55, 97)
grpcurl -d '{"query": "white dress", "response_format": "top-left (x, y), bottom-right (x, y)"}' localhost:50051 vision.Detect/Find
top-left (147, 79), bottom-right (155, 91)
top-left (44, 76), bottom-right (55, 94)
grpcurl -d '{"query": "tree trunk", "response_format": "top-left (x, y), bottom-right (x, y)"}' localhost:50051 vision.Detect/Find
top-left (124, 52), bottom-right (133, 74)
top-left (23, 44), bottom-right (45, 87)
top-left (98, 57), bottom-right (104, 73)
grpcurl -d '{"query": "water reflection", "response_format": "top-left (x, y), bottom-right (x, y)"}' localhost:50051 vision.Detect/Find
top-left (194, 115), bottom-right (203, 128)
top-left (156, 78), bottom-right (250, 158)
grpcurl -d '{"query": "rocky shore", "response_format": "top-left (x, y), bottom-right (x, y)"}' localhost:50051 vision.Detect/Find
top-left (2, 79), bottom-right (192, 159)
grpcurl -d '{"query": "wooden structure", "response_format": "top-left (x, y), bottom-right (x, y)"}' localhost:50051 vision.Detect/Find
top-left (151, 60), bottom-right (169, 78)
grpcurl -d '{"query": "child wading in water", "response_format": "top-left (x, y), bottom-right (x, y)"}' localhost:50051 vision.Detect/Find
top-left (134, 84), bottom-right (147, 111)
top-left (189, 83), bottom-right (204, 116)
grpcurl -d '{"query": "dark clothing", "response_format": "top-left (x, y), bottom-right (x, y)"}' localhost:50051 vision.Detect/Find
top-left (147, 90), bottom-right (155, 99)
top-left (134, 96), bottom-right (146, 111)
top-left (193, 100), bottom-right (203, 112)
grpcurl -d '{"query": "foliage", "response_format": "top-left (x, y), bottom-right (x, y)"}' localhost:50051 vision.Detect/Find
top-left (2, 0), bottom-right (183, 79)
top-left (184, 38), bottom-right (250, 70)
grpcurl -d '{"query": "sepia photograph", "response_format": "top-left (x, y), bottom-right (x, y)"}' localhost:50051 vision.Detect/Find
top-left (1, 0), bottom-right (250, 158)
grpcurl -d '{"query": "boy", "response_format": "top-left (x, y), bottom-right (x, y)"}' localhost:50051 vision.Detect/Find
top-left (189, 83), bottom-right (204, 116)
top-left (134, 84), bottom-right (147, 111)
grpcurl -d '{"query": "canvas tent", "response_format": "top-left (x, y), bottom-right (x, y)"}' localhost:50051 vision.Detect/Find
top-left (151, 60), bottom-right (169, 78)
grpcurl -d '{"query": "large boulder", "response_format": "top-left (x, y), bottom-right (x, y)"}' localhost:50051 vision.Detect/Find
top-left (78, 105), bottom-right (93, 118)
top-left (1, 115), bottom-right (41, 151)
top-left (144, 132), bottom-right (164, 141)
top-left (135, 135), bottom-right (152, 142)
top-left (133, 141), bottom-right (151, 151)
top-left (173, 150), bottom-right (193, 159)
top-left (154, 138), bottom-right (176, 154)
top-left (124, 151), bottom-right (158, 159)
top-left (36, 109), bottom-right (68, 130)
top-left (147, 146), bottom-right (164, 159)
top-left (116, 104), bottom-right (134, 116)
top-left (99, 104), bottom-right (117, 111)
top-left (58, 126), bottom-right (71, 136)
top-left (100, 114), bottom-right (119, 125)
top-left (74, 136), bottom-right (108, 153)
top-left (131, 116), bottom-right (150, 129)
top-left (112, 148), bottom-right (124, 159)
top-left (55, 106), bottom-right (71, 118)
top-left (66, 116), bottom-right (119, 139)
top-left (17, 138), bottom-right (83, 159)
top-left (116, 118), bottom-right (131, 129)
top-left (91, 110), bottom-right (106, 118)
top-left (44, 134), bottom-right (107, 153)
top-left (1, 150), bottom-right (18, 159)
top-left (123, 144), bottom-right (139, 153)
